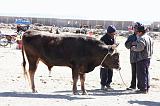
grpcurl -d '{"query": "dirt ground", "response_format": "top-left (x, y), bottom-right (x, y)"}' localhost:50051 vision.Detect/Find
top-left (0, 35), bottom-right (160, 106)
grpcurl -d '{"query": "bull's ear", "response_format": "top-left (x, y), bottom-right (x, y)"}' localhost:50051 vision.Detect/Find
top-left (111, 43), bottom-right (119, 49)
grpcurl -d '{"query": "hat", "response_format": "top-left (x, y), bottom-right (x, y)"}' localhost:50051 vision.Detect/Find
top-left (134, 22), bottom-right (141, 28)
top-left (107, 25), bottom-right (116, 33)
top-left (137, 25), bottom-right (146, 32)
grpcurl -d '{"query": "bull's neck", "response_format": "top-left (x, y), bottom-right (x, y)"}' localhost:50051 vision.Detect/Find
top-left (95, 48), bottom-right (109, 66)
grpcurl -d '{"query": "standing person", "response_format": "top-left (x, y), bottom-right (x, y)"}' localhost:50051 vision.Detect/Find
top-left (17, 24), bottom-right (21, 34)
top-left (100, 25), bottom-right (117, 90)
top-left (125, 22), bottom-right (141, 90)
top-left (131, 25), bottom-right (153, 94)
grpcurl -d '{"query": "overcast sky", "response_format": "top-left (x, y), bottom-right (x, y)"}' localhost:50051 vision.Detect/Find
top-left (0, 0), bottom-right (159, 24)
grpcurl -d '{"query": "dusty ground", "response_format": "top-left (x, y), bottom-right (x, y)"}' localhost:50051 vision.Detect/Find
top-left (0, 35), bottom-right (160, 106)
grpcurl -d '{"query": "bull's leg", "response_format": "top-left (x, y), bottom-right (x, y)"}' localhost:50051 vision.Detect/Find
top-left (28, 65), bottom-right (37, 93)
top-left (72, 69), bottom-right (79, 95)
top-left (80, 73), bottom-right (87, 95)
top-left (27, 57), bottom-right (38, 93)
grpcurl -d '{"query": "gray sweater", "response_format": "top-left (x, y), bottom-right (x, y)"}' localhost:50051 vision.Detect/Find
top-left (131, 33), bottom-right (154, 62)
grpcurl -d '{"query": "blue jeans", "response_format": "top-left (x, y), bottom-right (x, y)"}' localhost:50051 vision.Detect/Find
top-left (136, 59), bottom-right (150, 91)
top-left (100, 67), bottom-right (113, 86)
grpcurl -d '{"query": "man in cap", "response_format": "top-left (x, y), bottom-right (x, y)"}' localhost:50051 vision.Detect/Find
top-left (131, 25), bottom-right (153, 93)
top-left (100, 25), bottom-right (117, 90)
top-left (125, 22), bottom-right (141, 90)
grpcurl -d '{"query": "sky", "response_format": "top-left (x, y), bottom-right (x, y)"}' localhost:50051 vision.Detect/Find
top-left (0, 0), bottom-right (160, 24)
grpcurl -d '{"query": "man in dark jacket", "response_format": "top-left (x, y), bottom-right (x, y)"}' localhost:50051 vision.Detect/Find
top-left (100, 25), bottom-right (117, 90)
top-left (125, 22), bottom-right (141, 90)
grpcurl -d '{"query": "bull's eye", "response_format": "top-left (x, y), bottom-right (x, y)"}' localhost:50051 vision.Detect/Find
top-left (114, 55), bottom-right (119, 60)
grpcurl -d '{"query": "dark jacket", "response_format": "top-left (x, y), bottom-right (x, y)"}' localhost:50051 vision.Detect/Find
top-left (100, 33), bottom-right (114, 69)
top-left (100, 33), bottom-right (115, 45)
top-left (125, 33), bottom-right (137, 63)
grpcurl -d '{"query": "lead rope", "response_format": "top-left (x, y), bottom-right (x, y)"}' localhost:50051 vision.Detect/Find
top-left (118, 69), bottom-right (128, 88)
top-left (100, 52), bottom-right (110, 66)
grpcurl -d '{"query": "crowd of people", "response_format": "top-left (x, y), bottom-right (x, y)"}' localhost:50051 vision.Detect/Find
top-left (100, 22), bottom-right (154, 94)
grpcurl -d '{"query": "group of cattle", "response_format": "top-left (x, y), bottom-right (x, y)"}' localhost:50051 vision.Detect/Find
top-left (21, 30), bottom-right (120, 95)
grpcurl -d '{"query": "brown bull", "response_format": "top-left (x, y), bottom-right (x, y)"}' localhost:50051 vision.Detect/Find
top-left (22, 30), bottom-right (120, 95)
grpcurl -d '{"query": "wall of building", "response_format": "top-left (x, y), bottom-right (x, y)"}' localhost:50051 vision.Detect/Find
top-left (0, 16), bottom-right (133, 30)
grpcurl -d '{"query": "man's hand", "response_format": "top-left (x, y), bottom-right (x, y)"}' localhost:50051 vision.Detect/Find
top-left (131, 46), bottom-right (136, 51)
top-left (112, 43), bottom-right (119, 49)
top-left (132, 41), bottom-right (137, 46)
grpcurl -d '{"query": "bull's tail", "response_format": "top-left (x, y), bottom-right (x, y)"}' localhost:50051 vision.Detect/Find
top-left (22, 45), bottom-right (26, 76)
top-left (22, 45), bottom-right (30, 86)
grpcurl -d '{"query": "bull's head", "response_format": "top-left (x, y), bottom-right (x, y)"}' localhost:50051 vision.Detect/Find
top-left (101, 44), bottom-right (120, 70)
top-left (103, 52), bottom-right (120, 69)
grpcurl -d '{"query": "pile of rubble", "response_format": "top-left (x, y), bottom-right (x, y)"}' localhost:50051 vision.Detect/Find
top-left (147, 32), bottom-right (160, 40)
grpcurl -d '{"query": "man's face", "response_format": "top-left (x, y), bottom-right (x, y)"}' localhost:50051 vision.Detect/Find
top-left (110, 32), bottom-right (116, 37)
top-left (137, 31), bottom-right (143, 36)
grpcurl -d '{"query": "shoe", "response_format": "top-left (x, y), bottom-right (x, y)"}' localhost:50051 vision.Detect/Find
top-left (101, 85), bottom-right (105, 90)
top-left (106, 85), bottom-right (114, 91)
top-left (135, 90), bottom-right (148, 94)
top-left (126, 87), bottom-right (136, 90)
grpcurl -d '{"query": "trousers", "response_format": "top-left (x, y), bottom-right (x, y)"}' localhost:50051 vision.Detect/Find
top-left (100, 67), bottom-right (113, 86)
top-left (136, 59), bottom-right (150, 90)
top-left (130, 63), bottom-right (137, 88)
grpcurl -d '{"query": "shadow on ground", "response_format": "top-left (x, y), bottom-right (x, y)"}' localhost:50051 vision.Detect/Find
top-left (0, 91), bottom-right (93, 100)
top-left (0, 89), bottom-right (145, 100)
top-left (54, 89), bottom-right (137, 96)
top-left (128, 100), bottom-right (160, 106)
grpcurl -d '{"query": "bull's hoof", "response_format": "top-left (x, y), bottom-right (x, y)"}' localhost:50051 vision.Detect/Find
top-left (73, 92), bottom-right (79, 95)
top-left (82, 91), bottom-right (88, 95)
top-left (32, 90), bottom-right (38, 93)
